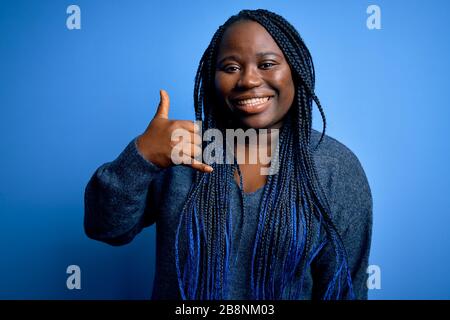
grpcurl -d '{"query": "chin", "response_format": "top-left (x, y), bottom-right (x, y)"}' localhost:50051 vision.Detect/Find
top-left (237, 117), bottom-right (272, 130)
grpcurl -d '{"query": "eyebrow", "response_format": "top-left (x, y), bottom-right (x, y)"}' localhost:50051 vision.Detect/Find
top-left (256, 51), bottom-right (283, 58)
top-left (217, 51), bottom-right (283, 65)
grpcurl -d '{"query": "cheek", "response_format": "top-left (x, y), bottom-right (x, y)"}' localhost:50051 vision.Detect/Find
top-left (214, 74), bottom-right (238, 117)
top-left (284, 79), bottom-right (295, 106)
top-left (283, 70), bottom-right (295, 106)
top-left (273, 72), bottom-right (295, 108)
top-left (215, 73), bottom-right (233, 99)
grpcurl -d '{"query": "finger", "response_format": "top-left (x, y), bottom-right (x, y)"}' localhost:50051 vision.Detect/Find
top-left (169, 130), bottom-right (201, 148)
top-left (154, 89), bottom-right (170, 119)
top-left (179, 153), bottom-right (213, 173)
top-left (180, 142), bottom-right (202, 158)
top-left (170, 142), bottom-right (204, 166)
top-left (191, 132), bottom-right (202, 145)
top-left (176, 120), bottom-right (200, 133)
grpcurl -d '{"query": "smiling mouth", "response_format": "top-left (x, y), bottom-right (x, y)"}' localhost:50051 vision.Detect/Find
top-left (232, 96), bottom-right (273, 114)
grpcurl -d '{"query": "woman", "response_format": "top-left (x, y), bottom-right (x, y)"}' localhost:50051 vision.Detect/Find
top-left (84, 9), bottom-right (372, 300)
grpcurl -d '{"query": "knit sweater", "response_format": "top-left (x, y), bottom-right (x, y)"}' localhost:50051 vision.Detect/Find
top-left (84, 129), bottom-right (373, 300)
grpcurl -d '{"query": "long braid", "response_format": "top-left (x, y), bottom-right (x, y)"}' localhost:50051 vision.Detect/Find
top-left (174, 9), bottom-right (354, 300)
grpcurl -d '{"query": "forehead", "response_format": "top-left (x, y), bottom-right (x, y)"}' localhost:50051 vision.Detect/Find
top-left (217, 20), bottom-right (282, 56)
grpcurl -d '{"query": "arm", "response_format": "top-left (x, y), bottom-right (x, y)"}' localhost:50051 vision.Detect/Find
top-left (84, 137), bottom-right (163, 246)
top-left (84, 90), bottom-right (213, 246)
top-left (311, 147), bottom-right (373, 299)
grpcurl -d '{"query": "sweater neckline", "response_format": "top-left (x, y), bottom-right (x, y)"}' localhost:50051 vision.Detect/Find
top-left (231, 179), bottom-right (266, 197)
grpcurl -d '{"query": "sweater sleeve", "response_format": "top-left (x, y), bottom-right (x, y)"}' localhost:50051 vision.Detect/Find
top-left (84, 137), bottom-right (164, 246)
top-left (311, 145), bottom-right (373, 300)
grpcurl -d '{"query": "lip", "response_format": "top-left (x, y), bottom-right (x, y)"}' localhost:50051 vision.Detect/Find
top-left (230, 95), bottom-right (274, 115)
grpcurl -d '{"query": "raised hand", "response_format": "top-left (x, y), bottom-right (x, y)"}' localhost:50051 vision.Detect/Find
top-left (136, 90), bottom-right (213, 173)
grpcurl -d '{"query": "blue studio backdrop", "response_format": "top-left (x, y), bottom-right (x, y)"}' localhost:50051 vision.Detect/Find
top-left (1, 0), bottom-right (450, 299)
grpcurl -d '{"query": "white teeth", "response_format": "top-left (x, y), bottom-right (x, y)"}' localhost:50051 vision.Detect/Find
top-left (236, 97), bottom-right (270, 106)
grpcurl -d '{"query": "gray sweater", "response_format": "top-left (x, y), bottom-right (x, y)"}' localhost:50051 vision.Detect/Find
top-left (84, 130), bottom-right (372, 300)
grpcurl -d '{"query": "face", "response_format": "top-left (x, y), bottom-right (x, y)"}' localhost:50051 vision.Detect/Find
top-left (214, 20), bottom-right (295, 129)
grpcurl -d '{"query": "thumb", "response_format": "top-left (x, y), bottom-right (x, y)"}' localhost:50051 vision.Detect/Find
top-left (154, 89), bottom-right (170, 119)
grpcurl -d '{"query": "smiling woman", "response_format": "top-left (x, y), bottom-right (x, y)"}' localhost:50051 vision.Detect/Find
top-left (84, 9), bottom-right (372, 300)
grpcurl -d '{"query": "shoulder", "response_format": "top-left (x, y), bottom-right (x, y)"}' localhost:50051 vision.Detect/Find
top-left (310, 129), bottom-right (362, 172)
top-left (310, 129), bottom-right (368, 187)
top-left (309, 129), bottom-right (372, 225)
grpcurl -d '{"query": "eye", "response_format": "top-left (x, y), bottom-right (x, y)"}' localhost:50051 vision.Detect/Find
top-left (260, 62), bottom-right (276, 69)
top-left (223, 65), bottom-right (240, 73)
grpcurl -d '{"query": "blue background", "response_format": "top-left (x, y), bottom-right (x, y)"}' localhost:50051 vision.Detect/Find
top-left (1, 0), bottom-right (449, 299)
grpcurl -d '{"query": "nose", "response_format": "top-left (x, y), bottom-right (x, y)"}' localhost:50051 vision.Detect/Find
top-left (236, 66), bottom-right (262, 89)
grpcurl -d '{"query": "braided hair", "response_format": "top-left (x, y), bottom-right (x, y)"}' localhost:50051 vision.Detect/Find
top-left (174, 9), bottom-right (354, 300)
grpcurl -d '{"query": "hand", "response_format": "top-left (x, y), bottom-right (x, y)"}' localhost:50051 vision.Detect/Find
top-left (136, 90), bottom-right (213, 173)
